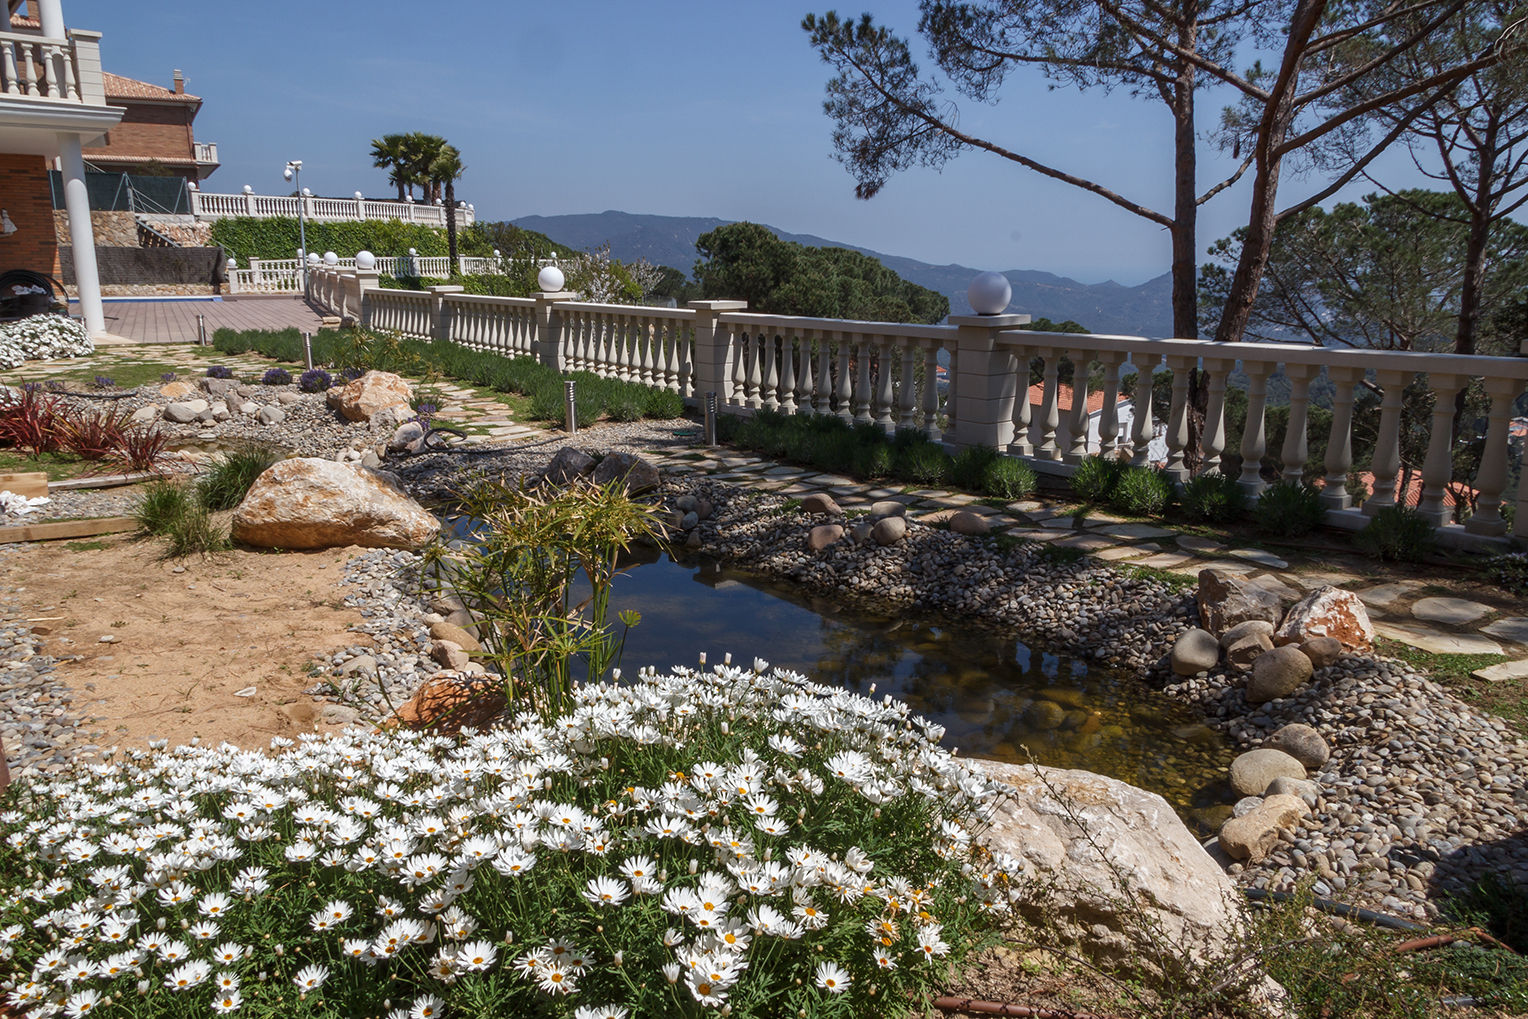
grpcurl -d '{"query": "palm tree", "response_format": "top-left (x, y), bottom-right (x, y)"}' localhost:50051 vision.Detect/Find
top-left (404, 132), bottom-right (448, 204)
top-left (429, 144), bottom-right (466, 266)
top-left (369, 134), bottom-right (412, 201)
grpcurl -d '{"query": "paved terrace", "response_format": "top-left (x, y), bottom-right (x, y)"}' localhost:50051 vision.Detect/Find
top-left (76, 296), bottom-right (325, 345)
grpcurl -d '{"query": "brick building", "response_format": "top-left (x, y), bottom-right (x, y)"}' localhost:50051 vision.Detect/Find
top-left (82, 70), bottom-right (219, 183)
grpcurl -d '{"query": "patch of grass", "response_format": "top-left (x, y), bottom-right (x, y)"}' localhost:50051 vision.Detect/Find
top-left (1115, 563), bottom-right (1196, 591)
top-left (0, 448), bottom-right (89, 481)
top-left (164, 502), bottom-right (230, 557)
top-left (0, 359), bottom-right (185, 391)
top-left (1035, 543), bottom-right (1086, 566)
top-left (63, 540), bottom-right (107, 551)
top-left (133, 479), bottom-right (194, 536)
top-left (1376, 637), bottom-right (1525, 734)
top-left (196, 445), bottom-right (280, 511)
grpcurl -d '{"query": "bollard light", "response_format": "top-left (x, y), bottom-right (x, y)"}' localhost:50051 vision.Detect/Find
top-left (564, 379), bottom-right (578, 435)
top-left (538, 265), bottom-right (565, 292)
top-left (303, 331), bottom-right (313, 371)
top-left (196, 313), bottom-right (207, 347)
top-left (967, 271), bottom-right (1013, 315)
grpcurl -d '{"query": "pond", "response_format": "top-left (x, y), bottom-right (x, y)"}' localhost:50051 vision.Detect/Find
top-left (443, 516), bottom-right (1235, 832)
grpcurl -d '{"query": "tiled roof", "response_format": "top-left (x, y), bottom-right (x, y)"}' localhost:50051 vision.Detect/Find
top-left (1026, 383), bottom-right (1131, 416)
top-left (101, 72), bottom-right (200, 102)
top-left (9, 13), bottom-right (39, 28)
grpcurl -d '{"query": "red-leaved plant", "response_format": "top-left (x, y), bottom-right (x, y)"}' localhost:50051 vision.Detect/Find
top-left (59, 405), bottom-right (132, 461)
top-left (0, 385), bottom-right (66, 456)
top-left (112, 425), bottom-right (173, 473)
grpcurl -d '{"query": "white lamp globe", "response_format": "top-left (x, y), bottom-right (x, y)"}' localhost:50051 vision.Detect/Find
top-left (302, 187), bottom-right (313, 198)
top-left (407, 247), bottom-right (417, 257)
top-left (354, 191), bottom-right (364, 201)
top-left (492, 249), bottom-right (501, 258)
top-left (242, 184), bottom-right (253, 194)
top-left (355, 250), bottom-right (376, 270)
top-left (187, 182), bottom-right (198, 191)
top-left (307, 253), bottom-right (320, 266)
top-left (323, 251), bottom-right (339, 266)
top-left (968, 271), bottom-right (1013, 315)
top-left (537, 266), bottom-right (565, 293)
top-left (282, 168), bottom-right (292, 182)
top-left (226, 258), bottom-right (236, 270)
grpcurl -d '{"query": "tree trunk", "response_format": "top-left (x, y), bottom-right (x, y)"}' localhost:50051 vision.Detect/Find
top-left (394, 173), bottom-right (406, 202)
top-left (1171, 16), bottom-right (1200, 341)
top-left (445, 181), bottom-right (459, 268)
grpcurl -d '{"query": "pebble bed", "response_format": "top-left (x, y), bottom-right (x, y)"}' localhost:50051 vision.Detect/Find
top-left (3, 408), bottom-right (1526, 921)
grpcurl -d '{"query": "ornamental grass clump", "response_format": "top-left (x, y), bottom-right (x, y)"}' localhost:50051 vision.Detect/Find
top-left (0, 663), bottom-right (1019, 1019)
top-left (197, 446), bottom-right (281, 512)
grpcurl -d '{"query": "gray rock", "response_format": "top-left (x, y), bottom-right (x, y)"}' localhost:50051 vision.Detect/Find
top-left (1225, 632), bottom-right (1273, 671)
top-left (590, 452), bottom-right (660, 494)
top-left (684, 529), bottom-right (703, 549)
top-left (694, 499), bottom-right (713, 521)
top-left (1265, 723), bottom-right (1330, 769)
top-left (675, 494), bottom-right (698, 513)
top-left (1219, 794), bottom-right (1308, 863)
top-left (1246, 645), bottom-right (1314, 704)
top-left (1265, 776), bottom-right (1320, 805)
top-left (429, 639), bottom-right (470, 671)
top-left (360, 451), bottom-right (382, 469)
top-left (389, 421), bottom-right (426, 453)
top-left (871, 515), bottom-right (907, 546)
top-left (801, 493), bottom-right (843, 515)
top-left (199, 378), bottom-right (233, 396)
top-left (130, 405), bottom-right (161, 424)
top-left (545, 447), bottom-right (596, 485)
top-left (1232, 796), bottom-right (1265, 818)
top-left (1197, 569), bottom-right (1282, 636)
top-left (680, 511), bottom-right (699, 530)
top-left (277, 391), bottom-right (303, 405)
top-left (850, 520), bottom-right (874, 544)
top-left (257, 405), bottom-right (286, 426)
top-left (1229, 748), bottom-right (1307, 797)
top-left (1300, 635), bottom-right (1343, 669)
top-left (211, 405), bottom-right (231, 422)
top-left (1171, 628), bottom-right (1220, 676)
top-left (950, 510), bottom-right (991, 536)
top-left (1219, 619), bottom-right (1275, 650)
top-left (238, 401), bottom-right (258, 416)
top-left (164, 400), bottom-right (208, 423)
top-left (429, 621), bottom-right (482, 654)
top-left (808, 524), bottom-right (845, 551)
top-left (197, 408), bottom-right (217, 423)
top-left (870, 501), bottom-right (907, 518)
top-left (1024, 699), bottom-right (1067, 729)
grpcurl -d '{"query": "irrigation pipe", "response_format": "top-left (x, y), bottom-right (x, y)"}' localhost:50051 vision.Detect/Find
top-left (1241, 887), bottom-right (1428, 932)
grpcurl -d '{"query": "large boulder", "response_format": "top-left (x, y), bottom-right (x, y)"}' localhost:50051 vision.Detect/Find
top-left (390, 672), bottom-right (505, 734)
top-left (329, 370), bottom-right (413, 423)
top-left (1276, 586), bottom-right (1374, 652)
top-left (590, 452), bottom-right (660, 494)
top-left (231, 457), bottom-right (439, 550)
top-left (1245, 645), bottom-right (1314, 704)
top-left (801, 493), bottom-right (842, 516)
top-left (1225, 632), bottom-right (1274, 672)
top-left (975, 760), bottom-right (1252, 968)
top-left (1229, 748), bottom-right (1306, 797)
top-left (871, 515), bottom-right (907, 546)
top-left (1198, 569), bottom-right (1282, 636)
top-left (544, 446), bottom-right (596, 485)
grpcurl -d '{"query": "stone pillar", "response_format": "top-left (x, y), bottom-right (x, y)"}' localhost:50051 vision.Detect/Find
top-left (58, 133), bottom-right (105, 336)
top-left (534, 292), bottom-right (578, 371)
top-left (225, 259), bottom-right (240, 295)
top-left (427, 284), bottom-right (464, 343)
top-left (947, 313), bottom-right (1029, 452)
top-left (1467, 377), bottom-right (1519, 536)
top-left (1238, 362), bottom-right (1272, 497)
top-left (354, 267), bottom-right (380, 328)
top-left (687, 300), bottom-right (748, 407)
top-left (37, 0), bottom-right (64, 38)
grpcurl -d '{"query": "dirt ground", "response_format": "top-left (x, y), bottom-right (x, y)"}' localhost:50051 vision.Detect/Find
top-left (12, 535), bottom-right (376, 752)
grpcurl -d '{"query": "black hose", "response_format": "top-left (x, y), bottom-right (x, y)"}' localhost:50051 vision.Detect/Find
top-left (1242, 887), bottom-right (1428, 932)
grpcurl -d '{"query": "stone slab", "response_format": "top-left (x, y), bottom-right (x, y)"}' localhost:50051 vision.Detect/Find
top-left (1375, 622), bottom-right (1504, 657)
top-left (1088, 522), bottom-right (1178, 540)
top-left (1471, 659), bottom-right (1528, 683)
top-left (1092, 545), bottom-right (1155, 561)
top-left (1246, 574), bottom-right (1302, 602)
top-left (1040, 517), bottom-right (1079, 530)
top-left (1226, 548), bottom-right (1290, 569)
top-left (1177, 535), bottom-right (1224, 554)
top-left (1356, 582), bottom-right (1422, 608)
top-left (1480, 617), bottom-right (1528, 645)
top-left (1411, 596), bottom-right (1493, 626)
top-left (1051, 533), bottom-right (1118, 552)
top-left (1195, 559), bottom-right (1258, 574)
top-left (1135, 553), bottom-right (1193, 569)
top-left (1005, 529), bottom-right (1064, 542)
top-left (1077, 509), bottom-right (1131, 524)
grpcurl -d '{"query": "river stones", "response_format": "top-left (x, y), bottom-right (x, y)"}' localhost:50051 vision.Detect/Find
top-left (1218, 793), bottom-right (1309, 862)
top-left (870, 500), bottom-right (906, 518)
top-left (1264, 722), bottom-right (1330, 769)
top-left (1219, 619), bottom-right (1275, 649)
top-left (1225, 632), bottom-right (1273, 671)
top-left (801, 493), bottom-right (842, 515)
top-left (428, 620), bottom-right (481, 654)
top-left (1245, 645), bottom-right (1314, 703)
top-left (1300, 635), bottom-right (1343, 669)
top-left (1171, 628), bottom-right (1220, 676)
top-left (808, 524), bottom-right (845, 550)
top-left (1229, 748), bottom-right (1307, 797)
top-left (949, 510), bottom-right (992, 536)
top-left (871, 516), bottom-right (907, 546)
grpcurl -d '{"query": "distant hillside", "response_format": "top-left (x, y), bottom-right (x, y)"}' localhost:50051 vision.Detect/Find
top-left (511, 210), bottom-right (1173, 336)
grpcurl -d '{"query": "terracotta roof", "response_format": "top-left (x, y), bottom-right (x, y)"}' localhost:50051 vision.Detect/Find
top-left (1345, 471), bottom-right (1475, 509)
top-left (9, 13), bottom-right (39, 28)
top-left (101, 72), bottom-right (200, 102)
top-left (1027, 383), bottom-right (1130, 416)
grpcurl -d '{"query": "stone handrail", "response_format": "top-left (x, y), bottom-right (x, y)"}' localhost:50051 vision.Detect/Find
top-left (228, 256), bottom-right (569, 294)
top-left (301, 267), bottom-right (1528, 546)
top-left (189, 190), bottom-right (475, 228)
top-left (0, 28), bottom-right (92, 102)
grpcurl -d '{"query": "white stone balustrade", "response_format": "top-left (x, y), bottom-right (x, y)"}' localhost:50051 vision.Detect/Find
top-left (189, 189), bottom-right (476, 228)
top-left (302, 268), bottom-right (1528, 546)
top-left (0, 28), bottom-right (99, 102)
top-left (227, 255), bottom-right (569, 294)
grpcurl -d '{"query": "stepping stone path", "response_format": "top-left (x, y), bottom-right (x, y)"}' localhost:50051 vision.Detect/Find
top-left (1411, 596), bottom-right (1493, 626)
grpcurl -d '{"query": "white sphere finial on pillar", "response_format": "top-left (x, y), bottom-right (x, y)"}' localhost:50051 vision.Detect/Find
top-left (355, 250), bottom-right (376, 270)
top-left (323, 251), bottom-right (339, 266)
top-left (968, 271), bottom-right (1013, 315)
top-left (537, 266), bottom-right (565, 293)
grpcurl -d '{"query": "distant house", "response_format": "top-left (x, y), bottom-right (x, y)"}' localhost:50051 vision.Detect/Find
top-left (82, 70), bottom-right (218, 183)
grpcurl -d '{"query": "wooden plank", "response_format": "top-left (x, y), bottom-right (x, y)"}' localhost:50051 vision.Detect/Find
top-left (0, 472), bottom-right (49, 498)
top-left (0, 516), bottom-right (137, 543)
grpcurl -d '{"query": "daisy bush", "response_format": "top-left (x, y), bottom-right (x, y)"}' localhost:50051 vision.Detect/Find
top-left (0, 316), bottom-right (93, 370)
top-left (0, 663), bottom-right (1023, 1019)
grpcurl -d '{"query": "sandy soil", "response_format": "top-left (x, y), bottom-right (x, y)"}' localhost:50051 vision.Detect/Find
top-left (13, 535), bottom-right (376, 752)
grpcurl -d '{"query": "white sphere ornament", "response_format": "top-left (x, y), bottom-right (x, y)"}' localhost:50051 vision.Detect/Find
top-left (354, 191), bottom-right (364, 201)
top-left (323, 251), bottom-right (339, 266)
top-left (242, 184), bottom-right (253, 194)
top-left (968, 271), bottom-right (1012, 315)
top-left (355, 250), bottom-right (376, 270)
top-left (302, 187), bottom-right (313, 197)
top-left (537, 266), bottom-right (565, 293)
top-left (307, 253), bottom-right (320, 266)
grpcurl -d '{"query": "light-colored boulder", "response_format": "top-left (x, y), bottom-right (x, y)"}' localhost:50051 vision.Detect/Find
top-left (1218, 794), bottom-right (1308, 862)
top-left (389, 421), bottom-right (426, 453)
top-left (808, 524), bottom-right (845, 550)
top-left (257, 405), bottom-right (285, 426)
top-left (1198, 569), bottom-right (1283, 636)
top-left (1219, 619), bottom-right (1275, 650)
top-left (1171, 628), bottom-right (1220, 676)
top-left (975, 761), bottom-right (1252, 968)
top-left (164, 399), bottom-right (209, 423)
top-left (329, 370), bottom-right (413, 423)
top-left (238, 401), bottom-right (258, 416)
top-left (429, 620), bottom-right (481, 654)
top-left (159, 381), bottom-right (194, 399)
top-left (277, 391), bottom-right (303, 405)
top-left (231, 457), bottom-right (439, 551)
top-left (1229, 748), bottom-right (1306, 797)
top-left (870, 500), bottom-right (906, 518)
top-left (1264, 723), bottom-right (1330, 769)
top-left (544, 446), bottom-right (595, 485)
top-left (950, 510), bottom-right (992, 536)
top-left (369, 404), bottom-right (416, 430)
top-left (801, 493), bottom-right (842, 515)
top-left (590, 452), bottom-right (660, 494)
top-left (130, 405), bottom-right (161, 424)
top-left (1276, 586), bottom-right (1374, 652)
top-left (1246, 645), bottom-right (1314, 704)
top-left (871, 515), bottom-right (907, 546)
top-left (1266, 776), bottom-right (1320, 805)
top-left (429, 639), bottom-right (470, 671)
top-left (1225, 632), bottom-right (1274, 671)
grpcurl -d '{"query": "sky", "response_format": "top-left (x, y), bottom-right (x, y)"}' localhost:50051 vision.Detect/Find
top-left (69, 0), bottom-right (1463, 287)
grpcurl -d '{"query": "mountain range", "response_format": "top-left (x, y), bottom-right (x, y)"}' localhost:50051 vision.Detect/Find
top-left (511, 211), bottom-right (1173, 336)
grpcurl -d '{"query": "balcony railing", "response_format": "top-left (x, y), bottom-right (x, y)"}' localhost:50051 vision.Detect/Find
top-left (190, 189), bottom-right (474, 228)
top-left (193, 141), bottom-right (218, 164)
top-left (227, 255), bottom-right (569, 293)
top-left (302, 264), bottom-right (1528, 548)
top-left (0, 28), bottom-right (102, 104)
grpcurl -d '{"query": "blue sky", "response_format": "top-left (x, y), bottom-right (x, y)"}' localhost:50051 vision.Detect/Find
top-left (72, 0), bottom-right (1452, 286)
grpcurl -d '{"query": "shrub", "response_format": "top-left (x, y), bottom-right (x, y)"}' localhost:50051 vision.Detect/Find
top-left (0, 313), bottom-right (93, 369)
top-left (160, 371), bottom-right (177, 383)
top-left (0, 385), bottom-right (65, 455)
top-left (1072, 455), bottom-right (1127, 504)
top-left (1112, 466), bottom-right (1175, 517)
top-left (950, 445), bottom-right (1001, 491)
top-left (90, 374), bottom-right (115, 390)
top-left (1488, 551), bottom-right (1528, 596)
top-left (900, 442), bottom-right (952, 486)
top-left (133, 478), bottom-right (193, 535)
top-left (261, 366), bottom-right (293, 386)
top-left (113, 426), bottom-right (172, 473)
top-left (205, 365), bottom-right (234, 380)
top-left (1254, 481), bottom-right (1326, 537)
top-left (58, 405), bottom-right (132, 461)
top-left (983, 457), bottom-right (1037, 500)
top-left (851, 441), bottom-right (893, 480)
top-left (164, 501), bottom-right (230, 557)
top-left (1355, 505), bottom-right (1435, 562)
top-left (298, 368), bottom-right (333, 393)
top-left (1179, 471), bottom-right (1247, 524)
top-left (197, 445), bottom-right (281, 511)
top-left (644, 386), bottom-right (685, 420)
top-left (604, 388), bottom-right (646, 422)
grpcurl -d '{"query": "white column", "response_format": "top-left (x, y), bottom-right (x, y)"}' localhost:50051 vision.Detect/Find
top-left (58, 133), bottom-right (105, 336)
top-left (37, 0), bottom-right (65, 38)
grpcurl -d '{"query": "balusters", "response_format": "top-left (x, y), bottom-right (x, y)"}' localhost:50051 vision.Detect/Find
top-left (1163, 356), bottom-right (1195, 482)
top-left (1466, 377), bottom-right (1519, 535)
top-left (1321, 367), bottom-right (1363, 509)
top-left (1417, 373), bottom-right (1465, 526)
top-left (1200, 358), bottom-right (1233, 476)
top-left (898, 344), bottom-right (918, 431)
top-left (836, 339), bottom-right (853, 421)
top-left (814, 334), bottom-right (834, 415)
top-left (1238, 362), bottom-right (1272, 496)
top-left (921, 343), bottom-right (942, 442)
top-left (2, 41), bottom-right (19, 96)
top-left (743, 330), bottom-right (762, 410)
top-left (1036, 349), bottom-right (1061, 461)
top-left (1096, 354), bottom-right (1124, 457)
top-left (1278, 364), bottom-right (1319, 486)
top-left (852, 339), bottom-right (872, 424)
top-left (759, 333), bottom-right (780, 411)
top-left (796, 334), bottom-right (816, 412)
top-left (778, 335), bottom-right (797, 414)
top-left (1007, 345), bottom-right (1032, 457)
top-left (1064, 355), bottom-right (1092, 463)
top-left (874, 338), bottom-right (896, 432)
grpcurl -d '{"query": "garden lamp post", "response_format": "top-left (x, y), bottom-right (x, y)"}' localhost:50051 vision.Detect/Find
top-left (283, 160), bottom-right (308, 296)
